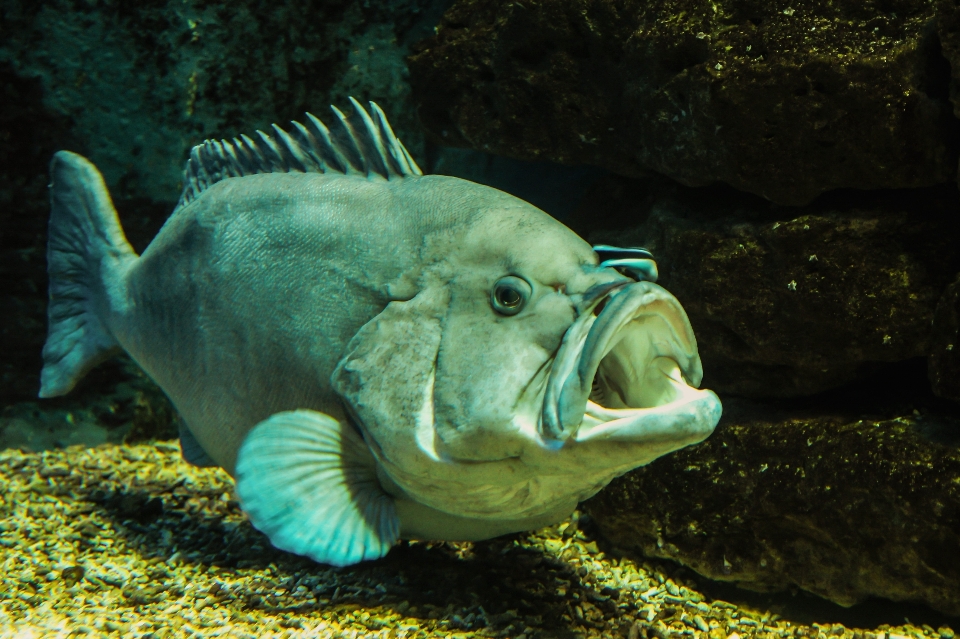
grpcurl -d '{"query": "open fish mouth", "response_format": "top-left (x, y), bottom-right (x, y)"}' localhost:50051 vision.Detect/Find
top-left (542, 281), bottom-right (720, 445)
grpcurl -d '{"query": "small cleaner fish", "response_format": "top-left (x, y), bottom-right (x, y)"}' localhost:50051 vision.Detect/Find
top-left (39, 99), bottom-right (722, 566)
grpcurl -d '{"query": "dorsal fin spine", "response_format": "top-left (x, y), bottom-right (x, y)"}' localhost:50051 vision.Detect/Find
top-left (306, 112), bottom-right (349, 174)
top-left (232, 137), bottom-right (256, 173)
top-left (349, 97), bottom-right (389, 179)
top-left (176, 99), bottom-right (420, 209)
top-left (217, 140), bottom-right (243, 178)
top-left (218, 140), bottom-right (241, 179)
top-left (257, 129), bottom-right (292, 173)
top-left (370, 103), bottom-right (406, 176)
top-left (189, 146), bottom-right (208, 192)
top-left (399, 143), bottom-right (420, 178)
top-left (223, 140), bottom-right (244, 176)
top-left (239, 134), bottom-right (265, 173)
top-left (370, 102), bottom-right (422, 177)
top-left (329, 106), bottom-right (365, 176)
top-left (202, 142), bottom-right (223, 181)
top-left (208, 141), bottom-right (227, 178)
top-left (272, 124), bottom-right (314, 173)
top-left (290, 121), bottom-right (329, 172)
top-left (256, 130), bottom-right (282, 172)
top-left (182, 149), bottom-right (198, 205)
top-left (196, 144), bottom-right (211, 187)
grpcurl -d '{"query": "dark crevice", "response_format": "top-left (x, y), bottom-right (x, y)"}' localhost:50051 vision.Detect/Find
top-left (583, 513), bottom-right (960, 630)
top-left (656, 35), bottom-right (710, 78)
top-left (722, 357), bottom-right (960, 426)
top-left (919, 26), bottom-right (960, 174)
top-left (921, 31), bottom-right (952, 102)
top-left (0, 63), bottom-right (74, 402)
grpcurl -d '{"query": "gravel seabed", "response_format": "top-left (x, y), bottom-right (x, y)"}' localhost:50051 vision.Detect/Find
top-left (0, 442), bottom-right (956, 639)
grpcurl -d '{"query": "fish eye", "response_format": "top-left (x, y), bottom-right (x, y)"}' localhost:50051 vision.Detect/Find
top-left (491, 276), bottom-right (531, 316)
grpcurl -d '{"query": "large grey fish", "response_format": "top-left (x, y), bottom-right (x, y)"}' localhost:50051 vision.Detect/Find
top-left (39, 99), bottom-right (721, 566)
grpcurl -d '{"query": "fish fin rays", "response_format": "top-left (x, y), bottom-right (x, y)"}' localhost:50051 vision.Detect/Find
top-left (234, 409), bottom-right (399, 567)
top-left (177, 99), bottom-right (423, 209)
top-left (178, 419), bottom-right (217, 468)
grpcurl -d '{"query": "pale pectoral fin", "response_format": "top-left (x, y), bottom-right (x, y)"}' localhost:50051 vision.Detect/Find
top-left (178, 420), bottom-right (217, 468)
top-left (234, 410), bottom-right (399, 567)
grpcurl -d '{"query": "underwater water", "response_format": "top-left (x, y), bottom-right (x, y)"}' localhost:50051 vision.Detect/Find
top-left (2, 0), bottom-right (960, 637)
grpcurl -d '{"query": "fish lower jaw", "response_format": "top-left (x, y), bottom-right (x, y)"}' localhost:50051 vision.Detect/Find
top-left (573, 358), bottom-right (720, 444)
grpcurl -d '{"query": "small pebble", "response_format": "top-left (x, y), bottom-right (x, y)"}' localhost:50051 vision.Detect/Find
top-left (694, 614), bottom-right (710, 632)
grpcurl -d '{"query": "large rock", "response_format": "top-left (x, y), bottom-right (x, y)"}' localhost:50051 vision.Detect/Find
top-left (409, 0), bottom-right (960, 205)
top-left (570, 175), bottom-right (960, 397)
top-left (582, 392), bottom-right (960, 616)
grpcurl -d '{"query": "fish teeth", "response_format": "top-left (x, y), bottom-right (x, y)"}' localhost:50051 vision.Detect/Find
top-left (590, 375), bottom-right (606, 405)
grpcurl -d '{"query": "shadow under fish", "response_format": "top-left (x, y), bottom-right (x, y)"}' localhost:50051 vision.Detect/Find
top-left (38, 98), bottom-right (722, 566)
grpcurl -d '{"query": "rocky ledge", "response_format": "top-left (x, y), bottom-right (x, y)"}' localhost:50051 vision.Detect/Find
top-left (570, 175), bottom-right (960, 398)
top-left (410, 0), bottom-right (960, 205)
top-left (582, 393), bottom-right (960, 617)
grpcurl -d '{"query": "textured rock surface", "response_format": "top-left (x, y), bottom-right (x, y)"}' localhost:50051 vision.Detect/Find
top-left (409, 0), bottom-right (960, 205)
top-left (937, 0), bottom-right (960, 121)
top-left (571, 176), bottom-right (960, 397)
top-left (930, 273), bottom-right (960, 402)
top-left (582, 391), bottom-right (960, 616)
top-left (1, 0), bottom-right (443, 201)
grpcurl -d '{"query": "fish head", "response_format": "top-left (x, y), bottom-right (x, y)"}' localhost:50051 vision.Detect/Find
top-left (429, 199), bottom-right (721, 459)
top-left (334, 181), bottom-right (721, 523)
top-left (424, 203), bottom-right (624, 459)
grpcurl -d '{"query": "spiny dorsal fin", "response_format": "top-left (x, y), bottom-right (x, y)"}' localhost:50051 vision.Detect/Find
top-left (177, 98), bottom-right (423, 209)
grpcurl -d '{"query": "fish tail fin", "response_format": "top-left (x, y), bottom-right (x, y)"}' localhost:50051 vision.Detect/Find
top-left (39, 151), bottom-right (137, 398)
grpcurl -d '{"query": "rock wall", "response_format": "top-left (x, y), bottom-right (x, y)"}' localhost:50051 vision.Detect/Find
top-left (582, 391), bottom-right (960, 616)
top-left (2, 0), bottom-right (440, 202)
top-left (409, 0), bottom-right (960, 205)
top-left (410, 0), bottom-right (960, 616)
top-left (569, 176), bottom-right (960, 397)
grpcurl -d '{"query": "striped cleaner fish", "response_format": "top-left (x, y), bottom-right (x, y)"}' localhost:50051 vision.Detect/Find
top-left (39, 99), bottom-right (721, 566)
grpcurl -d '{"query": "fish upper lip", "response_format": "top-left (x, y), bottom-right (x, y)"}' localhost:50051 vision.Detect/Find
top-left (540, 281), bottom-right (704, 442)
top-left (573, 279), bottom-right (631, 315)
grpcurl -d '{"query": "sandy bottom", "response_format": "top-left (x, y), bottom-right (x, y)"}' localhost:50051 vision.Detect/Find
top-left (0, 442), bottom-right (955, 639)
